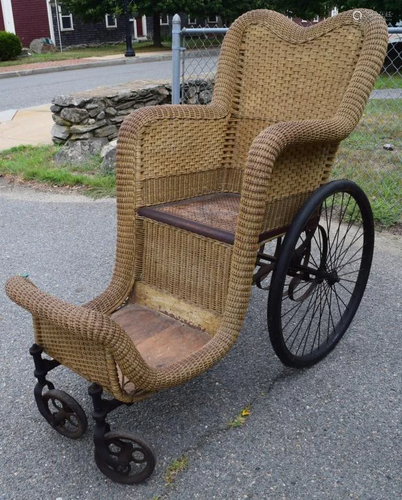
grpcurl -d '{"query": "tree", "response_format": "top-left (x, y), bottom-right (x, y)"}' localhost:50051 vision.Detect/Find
top-left (61, 0), bottom-right (221, 47)
top-left (60, 0), bottom-right (120, 23)
top-left (60, 0), bottom-right (402, 50)
top-left (335, 0), bottom-right (402, 25)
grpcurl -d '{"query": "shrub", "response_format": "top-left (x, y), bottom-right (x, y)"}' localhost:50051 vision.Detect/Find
top-left (0, 31), bottom-right (22, 61)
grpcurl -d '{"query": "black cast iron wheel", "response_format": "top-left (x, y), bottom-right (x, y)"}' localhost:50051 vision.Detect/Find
top-left (94, 432), bottom-right (156, 484)
top-left (38, 389), bottom-right (88, 439)
top-left (268, 180), bottom-right (374, 368)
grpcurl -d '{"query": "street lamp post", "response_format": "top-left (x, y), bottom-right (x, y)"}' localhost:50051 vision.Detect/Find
top-left (123, 0), bottom-right (135, 57)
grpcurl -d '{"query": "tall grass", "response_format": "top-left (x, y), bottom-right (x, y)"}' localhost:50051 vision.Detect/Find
top-left (334, 99), bottom-right (402, 227)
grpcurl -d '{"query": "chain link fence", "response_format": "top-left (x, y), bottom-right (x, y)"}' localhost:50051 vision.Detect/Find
top-left (172, 18), bottom-right (402, 226)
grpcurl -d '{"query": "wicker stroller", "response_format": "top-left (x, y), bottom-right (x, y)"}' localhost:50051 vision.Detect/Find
top-left (6, 9), bottom-right (387, 484)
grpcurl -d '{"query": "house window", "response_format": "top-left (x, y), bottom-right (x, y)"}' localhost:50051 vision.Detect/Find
top-left (58, 7), bottom-right (74, 31)
top-left (105, 14), bottom-right (117, 28)
top-left (207, 15), bottom-right (218, 24)
top-left (313, 15), bottom-right (319, 23)
top-left (331, 7), bottom-right (338, 17)
top-left (160, 14), bottom-right (169, 25)
top-left (188, 15), bottom-right (197, 25)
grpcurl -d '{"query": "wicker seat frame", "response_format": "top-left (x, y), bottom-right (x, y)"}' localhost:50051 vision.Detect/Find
top-left (6, 7), bottom-right (387, 450)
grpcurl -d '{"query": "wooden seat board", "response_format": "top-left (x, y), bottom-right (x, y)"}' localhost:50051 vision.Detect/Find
top-left (111, 303), bottom-right (211, 368)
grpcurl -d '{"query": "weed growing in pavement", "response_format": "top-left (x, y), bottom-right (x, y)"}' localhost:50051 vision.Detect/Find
top-left (165, 456), bottom-right (189, 485)
top-left (227, 405), bottom-right (251, 429)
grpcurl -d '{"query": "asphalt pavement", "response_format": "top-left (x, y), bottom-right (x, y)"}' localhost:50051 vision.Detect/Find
top-left (0, 58), bottom-right (173, 112)
top-left (0, 180), bottom-right (401, 499)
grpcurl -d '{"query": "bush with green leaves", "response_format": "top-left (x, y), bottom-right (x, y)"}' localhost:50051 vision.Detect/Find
top-left (0, 31), bottom-right (22, 61)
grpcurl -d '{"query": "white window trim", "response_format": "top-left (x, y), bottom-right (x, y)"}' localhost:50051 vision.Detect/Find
top-left (46, 0), bottom-right (56, 44)
top-left (105, 14), bottom-right (117, 28)
top-left (188, 15), bottom-right (197, 25)
top-left (160, 14), bottom-right (169, 25)
top-left (313, 15), bottom-right (320, 23)
top-left (58, 7), bottom-right (74, 31)
top-left (1, 0), bottom-right (16, 34)
top-left (207, 15), bottom-right (219, 24)
top-left (132, 15), bottom-right (148, 40)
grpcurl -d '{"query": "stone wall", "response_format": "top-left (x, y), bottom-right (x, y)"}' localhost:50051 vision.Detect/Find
top-left (51, 79), bottom-right (214, 145)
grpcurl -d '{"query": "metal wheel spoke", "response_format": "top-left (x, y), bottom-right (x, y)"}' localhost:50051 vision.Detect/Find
top-left (323, 282), bottom-right (336, 344)
top-left (339, 277), bottom-right (359, 284)
top-left (307, 284), bottom-right (327, 354)
top-left (337, 268), bottom-right (360, 278)
top-left (297, 286), bottom-right (322, 355)
top-left (285, 286), bottom-right (320, 344)
top-left (330, 201), bottom-right (359, 268)
top-left (337, 253), bottom-right (365, 272)
top-left (282, 301), bottom-right (304, 330)
top-left (332, 285), bottom-right (349, 319)
top-left (327, 192), bottom-right (348, 269)
top-left (336, 281), bottom-right (354, 296)
top-left (291, 286), bottom-right (321, 354)
top-left (332, 229), bottom-right (364, 270)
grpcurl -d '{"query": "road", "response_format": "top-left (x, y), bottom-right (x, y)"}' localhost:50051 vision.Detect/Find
top-left (0, 181), bottom-right (402, 499)
top-left (1, 58), bottom-right (399, 113)
top-left (0, 59), bottom-right (173, 111)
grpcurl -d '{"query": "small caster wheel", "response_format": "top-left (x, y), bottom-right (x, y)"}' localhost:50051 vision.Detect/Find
top-left (38, 389), bottom-right (88, 439)
top-left (94, 432), bottom-right (156, 484)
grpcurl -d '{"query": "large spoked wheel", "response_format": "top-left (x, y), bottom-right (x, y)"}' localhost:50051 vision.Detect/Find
top-left (95, 432), bottom-right (156, 484)
top-left (268, 180), bottom-right (374, 368)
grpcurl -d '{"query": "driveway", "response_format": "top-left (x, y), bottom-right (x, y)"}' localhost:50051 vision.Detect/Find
top-left (0, 182), bottom-right (401, 500)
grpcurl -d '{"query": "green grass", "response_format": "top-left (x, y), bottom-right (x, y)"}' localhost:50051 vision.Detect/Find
top-left (0, 145), bottom-right (115, 197)
top-left (374, 73), bottom-right (402, 90)
top-left (333, 99), bottom-right (402, 227)
top-left (0, 41), bottom-right (171, 68)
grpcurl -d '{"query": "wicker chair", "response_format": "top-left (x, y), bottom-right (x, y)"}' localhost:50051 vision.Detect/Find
top-left (6, 9), bottom-right (387, 484)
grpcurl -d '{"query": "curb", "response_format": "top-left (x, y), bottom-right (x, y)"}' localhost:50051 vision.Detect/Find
top-left (0, 53), bottom-right (172, 80)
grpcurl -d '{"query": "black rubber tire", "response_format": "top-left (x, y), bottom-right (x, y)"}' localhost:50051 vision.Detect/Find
top-left (40, 389), bottom-right (88, 439)
top-left (268, 180), bottom-right (374, 368)
top-left (94, 432), bottom-right (156, 484)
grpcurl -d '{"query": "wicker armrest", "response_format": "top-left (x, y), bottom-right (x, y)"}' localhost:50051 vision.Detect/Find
top-left (117, 102), bottom-right (228, 165)
top-left (234, 116), bottom-right (352, 246)
top-left (118, 102), bottom-right (228, 138)
top-left (249, 117), bottom-right (352, 161)
top-left (5, 276), bottom-right (152, 382)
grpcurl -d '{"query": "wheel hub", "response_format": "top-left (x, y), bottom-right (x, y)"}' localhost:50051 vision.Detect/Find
top-left (325, 269), bottom-right (340, 286)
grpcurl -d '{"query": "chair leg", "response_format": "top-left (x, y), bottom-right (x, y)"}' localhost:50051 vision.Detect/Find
top-left (88, 383), bottom-right (156, 484)
top-left (30, 343), bottom-right (88, 438)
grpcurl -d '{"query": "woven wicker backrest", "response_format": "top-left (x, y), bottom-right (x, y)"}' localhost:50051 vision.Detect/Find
top-left (214, 9), bottom-right (387, 191)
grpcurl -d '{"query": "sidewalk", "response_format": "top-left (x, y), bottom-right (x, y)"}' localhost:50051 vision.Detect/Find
top-left (0, 50), bottom-right (171, 79)
top-left (0, 104), bottom-right (53, 151)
